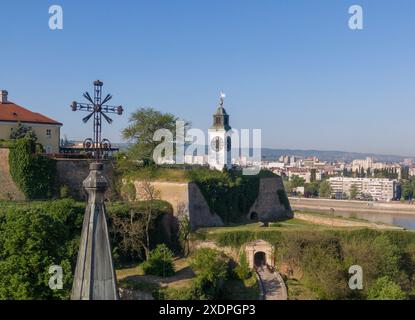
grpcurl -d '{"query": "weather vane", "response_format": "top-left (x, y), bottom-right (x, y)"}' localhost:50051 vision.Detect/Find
top-left (219, 91), bottom-right (226, 107)
top-left (71, 80), bottom-right (123, 159)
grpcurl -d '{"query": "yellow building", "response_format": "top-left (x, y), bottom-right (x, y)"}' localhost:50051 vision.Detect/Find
top-left (0, 90), bottom-right (62, 153)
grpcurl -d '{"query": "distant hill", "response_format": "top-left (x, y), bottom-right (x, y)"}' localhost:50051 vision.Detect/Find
top-left (261, 148), bottom-right (412, 163)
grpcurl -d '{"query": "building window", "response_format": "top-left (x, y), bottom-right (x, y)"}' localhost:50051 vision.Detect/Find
top-left (46, 129), bottom-right (51, 137)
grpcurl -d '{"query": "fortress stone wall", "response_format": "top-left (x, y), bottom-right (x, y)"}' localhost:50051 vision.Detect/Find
top-left (248, 177), bottom-right (293, 222)
top-left (55, 159), bottom-right (114, 200)
top-left (133, 181), bottom-right (224, 230)
top-left (0, 149), bottom-right (114, 201)
top-left (133, 175), bottom-right (292, 230)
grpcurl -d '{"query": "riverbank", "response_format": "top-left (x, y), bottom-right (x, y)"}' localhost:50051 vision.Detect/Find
top-left (294, 211), bottom-right (404, 230)
top-left (290, 197), bottom-right (415, 230)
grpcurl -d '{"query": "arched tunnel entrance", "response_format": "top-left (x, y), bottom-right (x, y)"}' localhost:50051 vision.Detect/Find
top-left (245, 240), bottom-right (274, 270)
top-left (250, 211), bottom-right (259, 221)
top-left (254, 251), bottom-right (266, 268)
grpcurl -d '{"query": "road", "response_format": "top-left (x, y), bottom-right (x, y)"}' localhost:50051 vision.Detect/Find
top-left (256, 267), bottom-right (287, 300)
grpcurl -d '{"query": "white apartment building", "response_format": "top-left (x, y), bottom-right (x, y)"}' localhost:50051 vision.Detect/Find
top-left (352, 157), bottom-right (402, 178)
top-left (288, 168), bottom-right (322, 183)
top-left (328, 177), bottom-right (398, 201)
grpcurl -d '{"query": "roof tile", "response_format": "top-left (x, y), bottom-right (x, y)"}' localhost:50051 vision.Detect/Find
top-left (0, 101), bottom-right (62, 125)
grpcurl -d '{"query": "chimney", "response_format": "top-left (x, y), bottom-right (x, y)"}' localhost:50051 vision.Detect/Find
top-left (1, 90), bottom-right (8, 103)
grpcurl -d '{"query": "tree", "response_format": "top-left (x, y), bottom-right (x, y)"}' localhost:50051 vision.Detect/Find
top-left (112, 181), bottom-right (160, 261)
top-left (122, 107), bottom-right (190, 165)
top-left (401, 180), bottom-right (413, 201)
top-left (290, 175), bottom-right (305, 188)
top-left (319, 180), bottom-right (332, 198)
top-left (283, 179), bottom-right (292, 194)
top-left (177, 202), bottom-right (191, 257)
top-left (305, 181), bottom-right (319, 198)
top-left (367, 277), bottom-right (407, 300)
top-left (349, 184), bottom-right (359, 200)
top-left (310, 169), bottom-right (317, 182)
top-left (10, 122), bottom-right (37, 141)
top-left (138, 181), bottom-right (161, 260)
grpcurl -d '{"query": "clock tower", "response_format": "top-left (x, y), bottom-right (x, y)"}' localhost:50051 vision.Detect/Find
top-left (208, 92), bottom-right (232, 171)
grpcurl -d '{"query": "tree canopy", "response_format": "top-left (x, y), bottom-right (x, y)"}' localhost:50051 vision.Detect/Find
top-left (10, 122), bottom-right (37, 141)
top-left (122, 107), bottom-right (190, 165)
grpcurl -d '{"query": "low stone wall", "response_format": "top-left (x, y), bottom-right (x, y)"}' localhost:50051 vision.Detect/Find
top-left (0, 148), bottom-right (25, 201)
top-left (248, 177), bottom-right (293, 222)
top-left (0, 150), bottom-right (115, 201)
top-left (55, 159), bottom-right (114, 200)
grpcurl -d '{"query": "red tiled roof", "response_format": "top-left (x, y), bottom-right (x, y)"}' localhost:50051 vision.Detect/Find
top-left (0, 101), bottom-right (62, 125)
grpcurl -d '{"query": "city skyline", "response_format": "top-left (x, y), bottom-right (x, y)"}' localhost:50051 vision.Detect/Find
top-left (2, 1), bottom-right (415, 155)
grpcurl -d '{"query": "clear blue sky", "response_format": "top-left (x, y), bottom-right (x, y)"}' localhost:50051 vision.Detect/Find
top-left (2, 0), bottom-right (415, 156)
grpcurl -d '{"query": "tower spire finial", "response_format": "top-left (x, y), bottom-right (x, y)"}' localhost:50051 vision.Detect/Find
top-left (219, 91), bottom-right (226, 107)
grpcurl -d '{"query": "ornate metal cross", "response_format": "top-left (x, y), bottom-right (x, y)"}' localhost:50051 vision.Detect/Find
top-left (71, 80), bottom-right (123, 159)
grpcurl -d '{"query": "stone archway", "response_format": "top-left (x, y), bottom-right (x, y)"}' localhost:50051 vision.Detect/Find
top-left (254, 251), bottom-right (266, 267)
top-left (245, 240), bottom-right (274, 269)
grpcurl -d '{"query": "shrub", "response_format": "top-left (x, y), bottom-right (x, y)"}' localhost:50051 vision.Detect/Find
top-left (189, 248), bottom-right (230, 299)
top-left (59, 185), bottom-right (70, 199)
top-left (142, 244), bottom-right (175, 277)
top-left (0, 200), bottom-right (84, 300)
top-left (107, 201), bottom-right (174, 264)
top-left (234, 251), bottom-right (251, 280)
top-left (190, 248), bottom-right (228, 282)
top-left (9, 138), bottom-right (56, 199)
top-left (155, 283), bottom-right (206, 300)
top-left (367, 277), bottom-right (407, 300)
top-left (121, 181), bottom-right (136, 201)
top-left (300, 244), bottom-right (348, 300)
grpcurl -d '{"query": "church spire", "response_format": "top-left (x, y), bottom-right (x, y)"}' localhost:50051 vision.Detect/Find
top-left (211, 91), bottom-right (231, 130)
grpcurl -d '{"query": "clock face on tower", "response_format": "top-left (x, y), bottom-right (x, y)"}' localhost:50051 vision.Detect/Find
top-left (211, 136), bottom-right (224, 152)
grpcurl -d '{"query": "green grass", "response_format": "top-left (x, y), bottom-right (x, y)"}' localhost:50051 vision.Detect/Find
top-left (197, 219), bottom-right (331, 235)
top-left (286, 278), bottom-right (317, 300)
top-left (123, 166), bottom-right (191, 182)
top-left (222, 274), bottom-right (259, 300)
top-left (193, 212), bottom-right (414, 249)
top-left (192, 219), bottom-right (332, 248)
top-left (297, 210), bottom-right (383, 224)
top-left (118, 278), bottom-right (160, 293)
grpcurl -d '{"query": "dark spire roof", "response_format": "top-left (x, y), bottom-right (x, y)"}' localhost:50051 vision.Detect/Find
top-left (214, 105), bottom-right (228, 116)
top-left (210, 93), bottom-right (231, 130)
